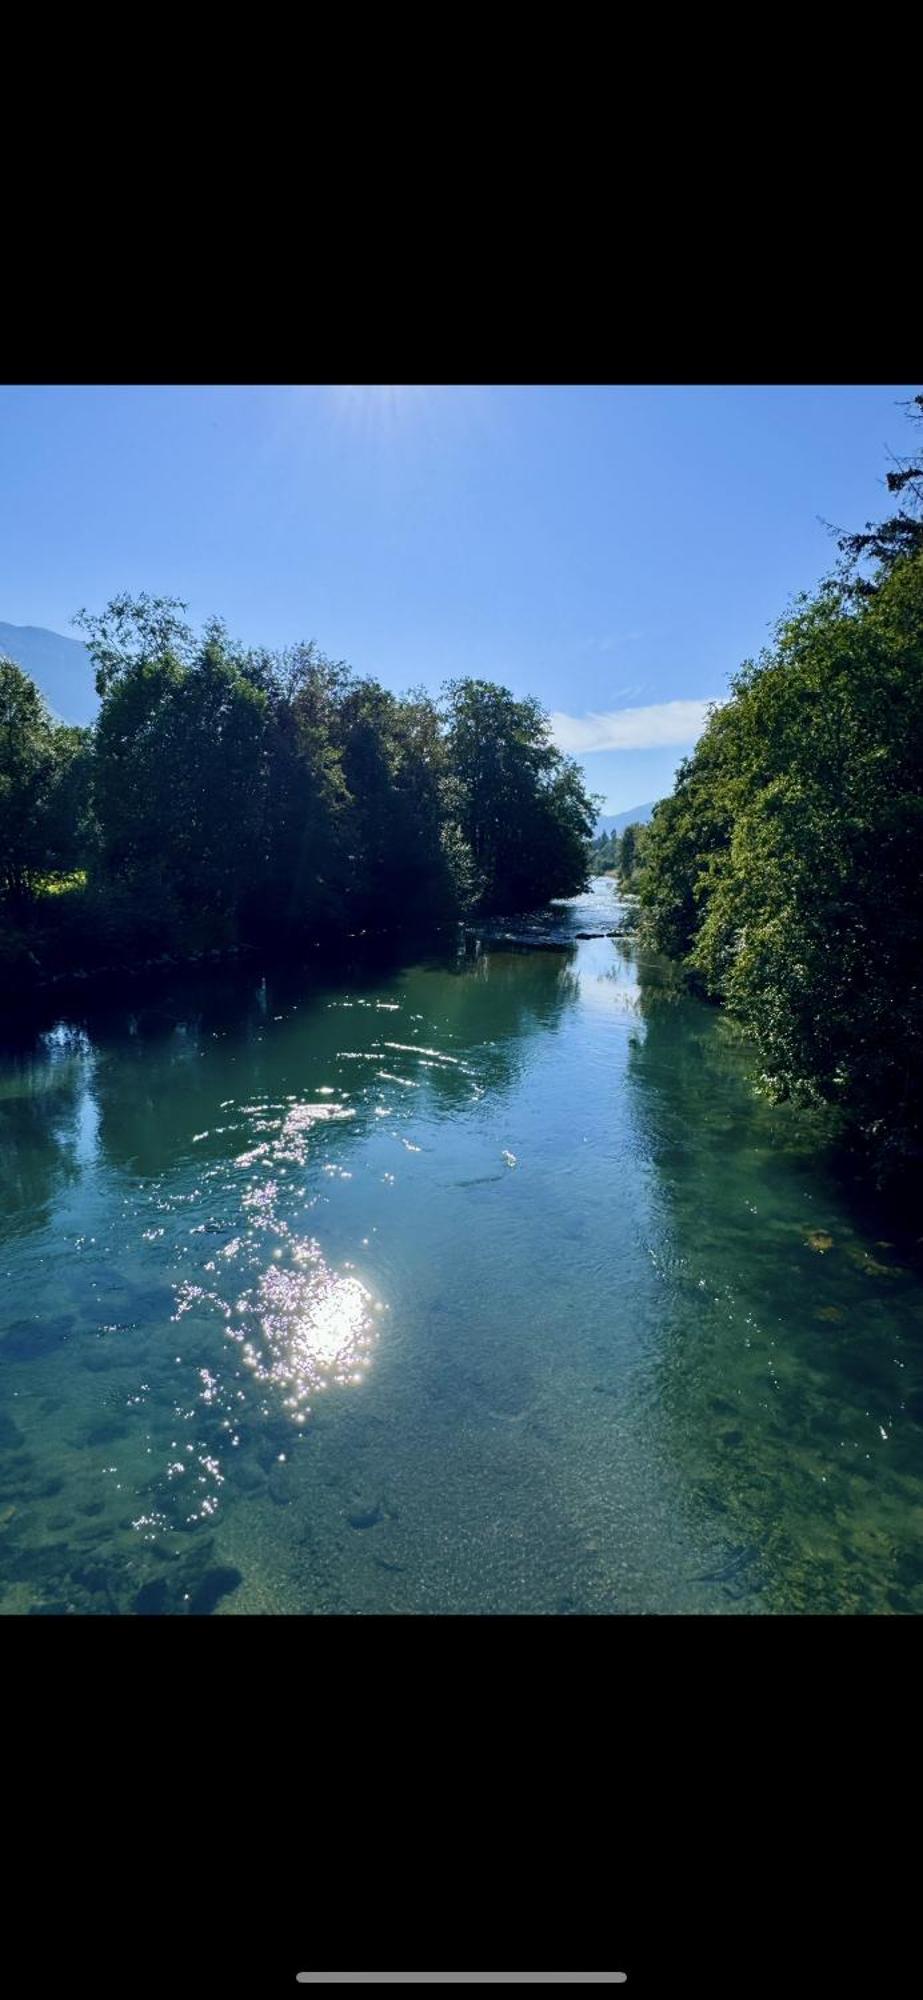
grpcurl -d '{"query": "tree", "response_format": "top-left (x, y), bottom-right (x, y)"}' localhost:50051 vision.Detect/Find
top-left (74, 593), bottom-right (197, 697)
top-left (443, 678), bottom-right (595, 911)
top-left (590, 828), bottom-right (619, 872)
top-left (639, 552), bottom-right (923, 1177)
top-left (639, 383), bottom-right (923, 1178)
top-left (614, 821), bottom-right (650, 891)
top-left (3, 597), bottom-right (605, 981)
top-left (42, 723), bottom-right (94, 876)
top-left (0, 657), bottom-right (80, 903)
top-left (834, 392), bottom-right (923, 592)
top-left (638, 703), bottom-right (735, 963)
top-left (334, 679), bottom-right (466, 928)
top-left (89, 615), bottom-right (270, 944)
top-left (260, 643), bottom-right (352, 939)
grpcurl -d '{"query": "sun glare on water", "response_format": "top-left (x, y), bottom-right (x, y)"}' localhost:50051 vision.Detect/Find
top-left (232, 1243), bottom-right (383, 1419)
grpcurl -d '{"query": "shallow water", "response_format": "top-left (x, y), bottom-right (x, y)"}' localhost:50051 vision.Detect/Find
top-left (2, 878), bottom-right (923, 1614)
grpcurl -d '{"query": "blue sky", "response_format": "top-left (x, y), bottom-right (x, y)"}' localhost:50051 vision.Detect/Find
top-left (0, 383), bottom-right (916, 810)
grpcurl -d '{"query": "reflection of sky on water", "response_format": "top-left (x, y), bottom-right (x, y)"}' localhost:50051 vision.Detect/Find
top-left (573, 938), bottom-right (642, 1016)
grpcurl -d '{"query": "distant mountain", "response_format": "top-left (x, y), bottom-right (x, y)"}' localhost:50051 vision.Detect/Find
top-left (595, 801), bottom-right (658, 836)
top-left (0, 622), bottom-right (98, 726)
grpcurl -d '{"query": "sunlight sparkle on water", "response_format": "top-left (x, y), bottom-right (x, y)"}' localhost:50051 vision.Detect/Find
top-left (234, 1241), bottom-right (381, 1415)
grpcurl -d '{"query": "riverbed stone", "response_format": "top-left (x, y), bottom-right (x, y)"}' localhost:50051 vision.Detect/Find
top-left (187, 1565), bottom-right (243, 1615)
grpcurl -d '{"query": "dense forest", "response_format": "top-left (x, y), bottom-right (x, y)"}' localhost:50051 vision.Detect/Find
top-left (590, 820), bottom-right (649, 889)
top-left (638, 395), bottom-right (923, 1183)
top-left (0, 597), bottom-right (597, 990)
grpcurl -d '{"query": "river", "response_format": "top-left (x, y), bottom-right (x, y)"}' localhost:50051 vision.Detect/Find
top-left (2, 878), bottom-right (922, 1614)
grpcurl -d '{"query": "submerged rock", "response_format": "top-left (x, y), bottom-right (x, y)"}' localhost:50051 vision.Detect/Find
top-left (3, 1316), bottom-right (74, 1359)
top-left (187, 1565), bottom-right (243, 1615)
top-left (133, 1580), bottom-right (171, 1618)
top-left (80, 1417), bottom-right (130, 1447)
top-left (233, 1459), bottom-right (267, 1495)
top-left (267, 1464), bottom-right (295, 1506)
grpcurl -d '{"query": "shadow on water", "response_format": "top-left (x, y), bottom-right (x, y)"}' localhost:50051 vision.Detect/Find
top-left (626, 943), bottom-right (923, 1613)
top-left (87, 946), bottom-right (579, 1180)
top-left (0, 933), bottom-right (582, 1614)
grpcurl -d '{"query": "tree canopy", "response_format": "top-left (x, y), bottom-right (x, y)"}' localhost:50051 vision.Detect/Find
top-left (0, 658), bottom-right (91, 905)
top-left (444, 679), bottom-right (596, 912)
top-left (834, 392), bottom-right (923, 590)
top-left (639, 396), bottom-right (923, 1180)
top-left (1, 606), bottom-right (597, 982)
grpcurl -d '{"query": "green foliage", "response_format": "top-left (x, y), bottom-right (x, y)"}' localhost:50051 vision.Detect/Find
top-left (0, 658), bottom-right (91, 904)
top-left (259, 644), bottom-right (353, 938)
top-left (444, 678), bottom-right (595, 911)
top-left (73, 593), bottom-right (197, 697)
top-left (43, 726), bottom-right (95, 877)
top-left (92, 630), bottom-right (270, 945)
top-left (590, 829), bottom-right (620, 872)
top-left (834, 393), bottom-right (923, 592)
top-left (335, 680), bottom-right (460, 928)
top-left (0, 605), bottom-right (598, 987)
top-left (617, 820), bottom-right (649, 890)
top-left (590, 822), bottom-right (651, 889)
top-left (640, 552), bottom-right (923, 1177)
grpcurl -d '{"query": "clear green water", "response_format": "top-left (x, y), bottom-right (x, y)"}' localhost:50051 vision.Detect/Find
top-left (3, 879), bottom-right (923, 1614)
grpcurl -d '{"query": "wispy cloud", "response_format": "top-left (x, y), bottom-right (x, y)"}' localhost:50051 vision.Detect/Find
top-left (550, 698), bottom-right (714, 754)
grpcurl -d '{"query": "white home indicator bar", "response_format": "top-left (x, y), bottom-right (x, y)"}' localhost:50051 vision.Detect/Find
top-left (296, 1978), bottom-right (627, 1986)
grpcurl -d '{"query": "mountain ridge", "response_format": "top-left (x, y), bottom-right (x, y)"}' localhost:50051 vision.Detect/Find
top-left (595, 801), bottom-right (657, 836)
top-left (0, 621), bottom-right (98, 726)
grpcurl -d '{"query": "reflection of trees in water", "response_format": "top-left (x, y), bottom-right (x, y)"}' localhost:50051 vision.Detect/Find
top-left (0, 1037), bottom-right (89, 1240)
top-left (610, 937), bottom-right (690, 1014)
top-left (627, 941), bottom-right (827, 1185)
top-left (624, 949), bottom-right (923, 1613)
top-left (415, 944), bottom-right (580, 1095)
top-left (74, 944), bottom-right (581, 1179)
